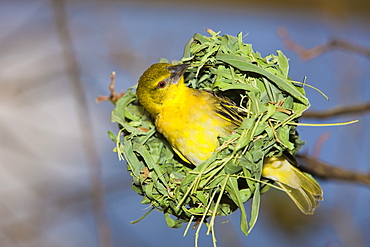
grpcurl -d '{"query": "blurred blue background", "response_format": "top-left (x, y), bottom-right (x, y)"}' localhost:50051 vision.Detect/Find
top-left (1, 1), bottom-right (369, 246)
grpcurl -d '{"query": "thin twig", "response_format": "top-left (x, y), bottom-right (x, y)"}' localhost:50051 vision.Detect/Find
top-left (298, 154), bottom-right (370, 187)
top-left (51, 1), bottom-right (112, 246)
top-left (96, 71), bottom-right (125, 104)
top-left (278, 27), bottom-right (370, 60)
top-left (302, 102), bottom-right (370, 119)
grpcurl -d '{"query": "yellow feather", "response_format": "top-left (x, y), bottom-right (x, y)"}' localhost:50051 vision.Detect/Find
top-left (263, 156), bottom-right (323, 214)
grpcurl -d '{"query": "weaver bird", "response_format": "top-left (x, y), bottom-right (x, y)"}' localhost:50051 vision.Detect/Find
top-left (136, 63), bottom-right (323, 215)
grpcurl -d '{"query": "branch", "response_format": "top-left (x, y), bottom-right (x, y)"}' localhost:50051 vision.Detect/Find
top-left (278, 27), bottom-right (370, 60)
top-left (298, 154), bottom-right (370, 187)
top-left (51, 1), bottom-right (112, 246)
top-left (96, 71), bottom-right (125, 104)
top-left (302, 102), bottom-right (370, 119)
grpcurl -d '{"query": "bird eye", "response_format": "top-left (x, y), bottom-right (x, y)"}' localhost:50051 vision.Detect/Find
top-left (157, 81), bottom-right (166, 88)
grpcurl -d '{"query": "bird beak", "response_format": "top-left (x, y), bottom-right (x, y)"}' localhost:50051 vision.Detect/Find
top-left (166, 64), bottom-right (190, 84)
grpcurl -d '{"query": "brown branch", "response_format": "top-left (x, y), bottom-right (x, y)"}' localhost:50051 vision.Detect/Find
top-left (298, 154), bottom-right (370, 187)
top-left (302, 102), bottom-right (370, 119)
top-left (51, 1), bottom-right (112, 246)
top-left (96, 71), bottom-right (125, 104)
top-left (278, 27), bottom-right (370, 60)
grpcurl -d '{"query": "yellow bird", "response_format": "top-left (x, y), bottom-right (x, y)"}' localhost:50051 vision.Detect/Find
top-left (136, 63), bottom-right (323, 215)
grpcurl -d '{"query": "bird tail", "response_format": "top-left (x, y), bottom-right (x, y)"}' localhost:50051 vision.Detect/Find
top-left (262, 156), bottom-right (323, 215)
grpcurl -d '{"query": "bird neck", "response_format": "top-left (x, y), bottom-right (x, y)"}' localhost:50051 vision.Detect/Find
top-left (163, 81), bottom-right (190, 104)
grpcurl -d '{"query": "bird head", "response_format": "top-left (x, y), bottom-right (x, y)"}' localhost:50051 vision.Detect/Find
top-left (136, 63), bottom-right (190, 117)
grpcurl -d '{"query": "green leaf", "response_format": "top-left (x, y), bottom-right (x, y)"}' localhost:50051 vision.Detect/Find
top-left (277, 125), bottom-right (295, 150)
top-left (164, 212), bottom-right (183, 228)
top-left (216, 53), bottom-right (309, 105)
top-left (225, 161), bottom-right (242, 174)
top-left (182, 38), bottom-right (194, 60)
top-left (226, 176), bottom-right (248, 235)
top-left (276, 50), bottom-right (289, 77)
top-left (218, 82), bottom-right (260, 93)
top-left (132, 143), bottom-right (169, 188)
top-left (107, 130), bottom-right (117, 142)
top-left (122, 138), bottom-right (144, 176)
top-left (248, 183), bottom-right (261, 234)
top-left (112, 89), bottom-right (139, 123)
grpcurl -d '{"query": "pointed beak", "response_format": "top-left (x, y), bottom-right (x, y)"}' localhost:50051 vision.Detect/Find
top-left (166, 64), bottom-right (190, 84)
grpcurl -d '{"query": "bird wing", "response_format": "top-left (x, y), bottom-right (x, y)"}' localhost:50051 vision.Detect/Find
top-left (210, 91), bottom-right (245, 126)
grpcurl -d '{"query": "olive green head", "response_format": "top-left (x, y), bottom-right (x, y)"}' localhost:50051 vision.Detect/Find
top-left (136, 63), bottom-right (189, 116)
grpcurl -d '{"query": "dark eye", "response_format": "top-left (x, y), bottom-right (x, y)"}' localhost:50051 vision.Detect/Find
top-left (157, 81), bottom-right (166, 88)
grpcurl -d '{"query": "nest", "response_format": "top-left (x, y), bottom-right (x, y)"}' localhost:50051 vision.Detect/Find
top-left (110, 30), bottom-right (309, 236)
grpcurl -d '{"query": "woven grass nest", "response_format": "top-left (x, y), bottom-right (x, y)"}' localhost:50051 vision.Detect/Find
top-left (109, 30), bottom-right (311, 237)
